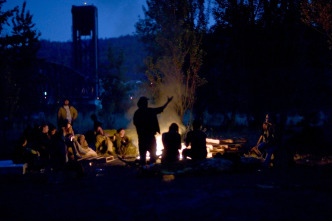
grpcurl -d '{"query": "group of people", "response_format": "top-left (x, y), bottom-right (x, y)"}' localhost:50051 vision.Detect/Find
top-left (133, 96), bottom-right (208, 166)
top-left (12, 98), bottom-right (137, 172)
top-left (13, 96), bottom-right (277, 172)
top-left (134, 96), bottom-right (277, 167)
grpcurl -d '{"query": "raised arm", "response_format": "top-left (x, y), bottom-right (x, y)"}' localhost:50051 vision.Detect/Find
top-left (162, 96), bottom-right (173, 109)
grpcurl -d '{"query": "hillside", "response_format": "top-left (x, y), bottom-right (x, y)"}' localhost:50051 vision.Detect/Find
top-left (37, 35), bottom-right (148, 81)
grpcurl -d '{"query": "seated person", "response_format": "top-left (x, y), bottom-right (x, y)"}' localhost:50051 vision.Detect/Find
top-left (182, 120), bottom-right (207, 161)
top-left (247, 114), bottom-right (276, 166)
top-left (34, 124), bottom-right (51, 168)
top-left (62, 121), bottom-right (86, 159)
top-left (161, 123), bottom-right (181, 163)
top-left (49, 130), bottom-right (67, 171)
top-left (112, 128), bottom-right (138, 158)
top-left (95, 126), bottom-right (114, 156)
top-left (77, 134), bottom-right (97, 157)
top-left (12, 135), bottom-right (40, 169)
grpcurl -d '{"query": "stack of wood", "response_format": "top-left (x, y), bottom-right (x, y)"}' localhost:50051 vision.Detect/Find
top-left (206, 138), bottom-right (247, 157)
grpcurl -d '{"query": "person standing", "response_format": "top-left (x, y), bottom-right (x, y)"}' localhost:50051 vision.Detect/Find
top-left (133, 96), bottom-right (173, 165)
top-left (57, 98), bottom-right (78, 129)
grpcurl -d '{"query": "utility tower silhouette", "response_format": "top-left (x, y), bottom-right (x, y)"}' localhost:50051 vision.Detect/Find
top-left (72, 5), bottom-right (99, 98)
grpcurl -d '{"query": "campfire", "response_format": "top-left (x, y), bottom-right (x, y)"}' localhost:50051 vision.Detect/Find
top-left (142, 135), bottom-right (247, 160)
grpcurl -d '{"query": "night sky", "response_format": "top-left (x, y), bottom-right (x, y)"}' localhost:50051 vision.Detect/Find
top-left (2, 0), bottom-right (146, 42)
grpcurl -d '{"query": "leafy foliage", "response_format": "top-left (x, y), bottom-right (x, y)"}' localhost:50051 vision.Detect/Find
top-left (0, 1), bottom-right (41, 123)
top-left (136, 0), bottom-right (208, 122)
top-left (301, 0), bottom-right (332, 49)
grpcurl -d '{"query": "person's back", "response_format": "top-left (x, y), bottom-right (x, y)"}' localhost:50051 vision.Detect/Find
top-left (134, 106), bottom-right (163, 136)
top-left (186, 129), bottom-right (207, 160)
top-left (49, 131), bottom-right (67, 171)
top-left (162, 123), bottom-right (181, 163)
top-left (184, 120), bottom-right (207, 161)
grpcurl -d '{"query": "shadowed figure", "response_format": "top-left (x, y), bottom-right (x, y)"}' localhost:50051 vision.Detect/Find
top-left (162, 123), bottom-right (181, 163)
top-left (182, 120), bottom-right (207, 161)
top-left (248, 114), bottom-right (277, 167)
top-left (133, 96), bottom-right (173, 165)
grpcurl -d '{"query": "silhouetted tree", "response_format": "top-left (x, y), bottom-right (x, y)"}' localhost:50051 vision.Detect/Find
top-left (99, 45), bottom-right (131, 127)
top-left (136, 0), bottom-right (208, 122)
top-left (301, 0), bottom-right (332, 49)
top-left (0, 0), bottom-right (17, 34)
top-left (10, 1), bottom-right (40, 60)
top-left (0, 1), bottom-right (41, 124)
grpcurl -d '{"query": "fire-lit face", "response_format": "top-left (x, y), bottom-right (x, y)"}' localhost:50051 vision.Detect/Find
top-left (119, 129), bottom-right (125, 137)
top-left (64, 99), bottom-right (69, 105)
top-left (42, 125), bottom-right (49, 134)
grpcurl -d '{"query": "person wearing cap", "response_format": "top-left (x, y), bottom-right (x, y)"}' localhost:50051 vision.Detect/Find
top-left (133, 96), bottom-right (173, 165)
top-left (57, 98), bottom-right (78, 129)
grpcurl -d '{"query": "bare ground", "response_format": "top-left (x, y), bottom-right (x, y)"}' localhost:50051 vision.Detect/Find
top-left (0, 158), bottom-right (331, 221)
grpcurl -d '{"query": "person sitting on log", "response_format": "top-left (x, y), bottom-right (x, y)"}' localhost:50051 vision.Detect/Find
top-left (161, 123), bottom-right (182, 163)
top-left (95, 126), bottom-right (114, 156)
top-left (182, 120), bottom-right (207, 161)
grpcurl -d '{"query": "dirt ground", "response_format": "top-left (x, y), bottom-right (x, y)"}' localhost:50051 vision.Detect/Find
top-left (0, 158), bottom-right (331, 221)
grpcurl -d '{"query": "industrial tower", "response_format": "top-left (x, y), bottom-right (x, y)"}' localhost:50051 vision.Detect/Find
top-left (72, 5), bottom-right (99, 98)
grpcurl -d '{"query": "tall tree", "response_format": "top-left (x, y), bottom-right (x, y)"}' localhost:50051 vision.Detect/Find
top-left (136, 0), bottom-right (208, 122)
top-left (301, 0), bottom-right (332, 49)
top-left (0, 1), bottom-right (41, 124)
top-left (10, 1), bottom-right (40, 60)
top-left (205, 0), bottom-right (330, 130)
top-left (99, 45), bottom-right (132, 128)
top-left (0, 0), bottom-right (17, 35)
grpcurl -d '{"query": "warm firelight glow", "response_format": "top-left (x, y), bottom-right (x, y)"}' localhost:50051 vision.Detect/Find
top-left (154, 134), bottom-right (214, 159)
top-left (206, 138), bottom-right (220, 145)
top-left (136, 126), bottom-right (221, 161)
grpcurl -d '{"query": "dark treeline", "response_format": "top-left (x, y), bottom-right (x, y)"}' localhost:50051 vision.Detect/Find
top-left (198, 0), bottom-right (331, 129)
top-left (135, 0), bottom-right (331, 128)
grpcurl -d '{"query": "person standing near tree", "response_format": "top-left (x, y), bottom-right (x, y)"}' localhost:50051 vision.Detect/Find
top-left (133, 96), bottom-right (173, 165)
top-left (57, 98), bottom-right (78, 129)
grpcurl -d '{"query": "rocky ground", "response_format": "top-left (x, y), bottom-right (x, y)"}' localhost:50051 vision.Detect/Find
top-left (0, 157), bottom-right (331, 221)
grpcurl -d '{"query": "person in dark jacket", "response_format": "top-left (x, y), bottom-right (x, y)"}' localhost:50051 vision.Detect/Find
top-left (133, 96), bottom-right (173, 165)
